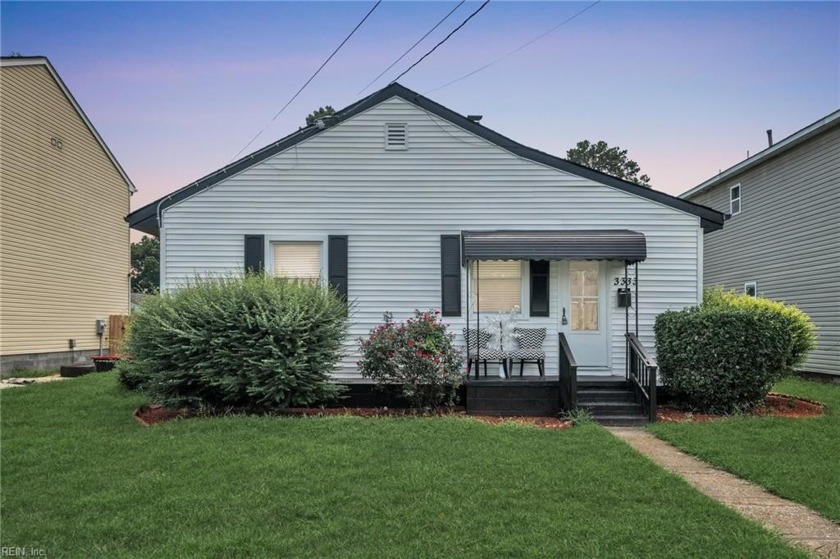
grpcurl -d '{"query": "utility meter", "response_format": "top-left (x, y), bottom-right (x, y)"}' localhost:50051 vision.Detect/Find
top-left (95, 319), bottom-right (107, 335)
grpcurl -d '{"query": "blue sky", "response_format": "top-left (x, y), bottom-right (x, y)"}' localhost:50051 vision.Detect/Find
top-left (2, 1), bottom-right (838, 210)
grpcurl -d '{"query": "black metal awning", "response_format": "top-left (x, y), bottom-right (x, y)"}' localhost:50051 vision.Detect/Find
top-left (461, 230), bottom-right (647, 264)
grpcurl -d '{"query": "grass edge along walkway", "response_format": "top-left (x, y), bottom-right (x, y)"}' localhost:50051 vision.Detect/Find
top-left (610, 427), bottom-right (840, 558)
top-left (648, 378), bottom-right (840, 524)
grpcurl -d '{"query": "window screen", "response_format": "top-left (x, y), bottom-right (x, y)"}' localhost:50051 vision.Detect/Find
top-left (273, 242), bottom-right (321, 282)
top-left (471, 261), bottom-right (521, 313)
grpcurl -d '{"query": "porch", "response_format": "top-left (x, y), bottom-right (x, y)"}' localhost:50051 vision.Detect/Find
top-left (461, 230), bottom-right (658, 425)
top-left (464, 335), bottom-right (656, 426)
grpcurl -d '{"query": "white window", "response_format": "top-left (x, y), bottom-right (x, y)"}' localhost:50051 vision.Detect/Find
top-left (471, 261), bottom-right (521, 313)
top-left (730, 184), bottom-right (742, 215)
top-left (570, 261), bottom-right (599, 331)
top-left (272, 242), bottom-right (322, 282)
top-left (385, 123), bottom-right (408, 150)
top-left (744, 282), bottom-right (757, 297)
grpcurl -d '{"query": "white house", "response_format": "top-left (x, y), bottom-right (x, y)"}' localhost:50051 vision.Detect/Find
top-left (128, 83), bottom-right (723, 391)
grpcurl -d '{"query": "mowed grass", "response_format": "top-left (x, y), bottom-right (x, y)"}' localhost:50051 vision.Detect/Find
top-left (650, 377), bottom-right (840, 523)
top-left (1, 374), bottom-right (805, 558)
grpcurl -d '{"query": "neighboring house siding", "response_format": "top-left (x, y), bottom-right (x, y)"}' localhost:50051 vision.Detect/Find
top-left (0, 64), bottom-right (130, 359)
top-left (161, 97), bottom-right (701, 377)
top-left (689, 125), bottom-right (840, 376)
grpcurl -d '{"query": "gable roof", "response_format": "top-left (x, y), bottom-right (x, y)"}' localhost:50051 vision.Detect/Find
top-left (0, 56), bottom-right (136, 194)
top-left (681, 108), bottom-right (840, 200)
top-left (127, 82), bottom-right (723, 236)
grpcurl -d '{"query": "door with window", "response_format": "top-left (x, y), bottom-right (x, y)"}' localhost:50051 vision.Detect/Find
top-left (559, 261), bottom-right (609, 371)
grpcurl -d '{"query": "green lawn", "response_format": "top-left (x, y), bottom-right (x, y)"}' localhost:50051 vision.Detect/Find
top-left (650, 377), bottom-right (840, 523)
top-left (1, 374), bottom-right (806, 558)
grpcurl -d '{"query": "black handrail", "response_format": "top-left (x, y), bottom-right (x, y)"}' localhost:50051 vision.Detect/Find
top-left (626, 333), bottom-right (657, 422)
top-left (558, 333), bottom-right (578, 411)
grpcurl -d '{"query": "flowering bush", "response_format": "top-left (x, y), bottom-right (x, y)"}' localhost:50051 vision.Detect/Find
top-left (358, 310), bottom-right (464, 409)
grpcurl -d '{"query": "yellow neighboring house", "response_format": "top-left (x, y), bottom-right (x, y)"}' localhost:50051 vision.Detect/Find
top-left (0, 56), bottom-right (134, 372)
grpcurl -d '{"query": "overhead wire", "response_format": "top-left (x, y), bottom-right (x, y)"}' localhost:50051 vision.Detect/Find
top-left (425, 0), bottom-right (601, 94)
top-left (229, 0), bottom-right (383, 162)
top-left (357, 1), bottom-right (466, 95)
top-left (388, 0), bottom-right (491, 84)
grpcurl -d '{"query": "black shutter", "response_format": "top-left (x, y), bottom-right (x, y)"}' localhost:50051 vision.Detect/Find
top-left (441, 235), bottom-right (461, 317)
top-left (328, 235), bottom-right (348, 301)
top-left (530, 260), bottom-right (549, 317)
top-left (244, 235), bottom-right (265, 274)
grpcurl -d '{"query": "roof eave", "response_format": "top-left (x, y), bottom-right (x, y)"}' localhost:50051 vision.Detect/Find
top-left (127, 81), bottom-right (725, 233)
top-left (681, 108), bottom-right (840, 200)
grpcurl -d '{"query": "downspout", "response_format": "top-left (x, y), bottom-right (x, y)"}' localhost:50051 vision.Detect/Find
top-left (155, 195), bottom-right (172, 293)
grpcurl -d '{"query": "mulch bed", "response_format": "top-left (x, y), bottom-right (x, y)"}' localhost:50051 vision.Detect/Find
top-left (133, 404), bottom-right (572, 430)
top-left (657, 394), bottom-right (825, 423)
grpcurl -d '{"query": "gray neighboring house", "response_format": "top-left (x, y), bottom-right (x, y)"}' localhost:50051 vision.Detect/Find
top-left (682, 109), bottom-right (840, 378)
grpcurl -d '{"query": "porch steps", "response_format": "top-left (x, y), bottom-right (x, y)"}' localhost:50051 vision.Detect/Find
top-left (578, 379), bottom-right (648, 427)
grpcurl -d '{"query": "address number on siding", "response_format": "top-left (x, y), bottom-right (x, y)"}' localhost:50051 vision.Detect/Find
top-left (613, 277), bottom-right (637, 286)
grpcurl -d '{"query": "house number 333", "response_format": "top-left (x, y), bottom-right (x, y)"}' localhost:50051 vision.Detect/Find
top-left (613, 277), bottom-right (637, 286)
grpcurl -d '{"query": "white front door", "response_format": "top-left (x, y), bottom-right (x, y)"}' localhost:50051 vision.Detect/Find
top-left (558, 261), bottom-right (610, 372)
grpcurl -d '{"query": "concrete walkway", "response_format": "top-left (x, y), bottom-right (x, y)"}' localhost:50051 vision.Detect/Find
top-left (609, 427), bottom-right (840, 558)
top-left (0, 375), bottom-right (68, 390)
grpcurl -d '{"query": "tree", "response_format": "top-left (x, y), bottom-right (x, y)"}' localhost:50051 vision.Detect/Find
top-left (566, 140), bottom-right (651, 187)
top-left (131, 236), bottom-right (160, 294)
top-left (305, 106), bottom-right (335, 126)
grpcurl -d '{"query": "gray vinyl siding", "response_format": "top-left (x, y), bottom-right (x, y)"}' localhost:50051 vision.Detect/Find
top-left (688, 124), bottom-right (840, 376)
top-left (161, 97), bottom-right (702, 378)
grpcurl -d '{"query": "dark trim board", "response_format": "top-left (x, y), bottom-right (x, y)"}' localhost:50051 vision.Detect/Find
top-left (127, 83), bottom-right (725, 236)
top-left (326, 382), bottom-right (467, 408)
top-left (797, 371), bottom-right (840, 385)
top-left (465, 378), bottom-right (560, 416)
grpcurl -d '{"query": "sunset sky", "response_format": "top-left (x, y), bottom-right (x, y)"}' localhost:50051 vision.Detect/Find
top-left (2, 1), bottom-right (838, 213)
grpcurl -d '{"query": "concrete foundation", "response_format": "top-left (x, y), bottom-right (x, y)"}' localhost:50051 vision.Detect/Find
top-left (0, 349), bottom-right (97, 374)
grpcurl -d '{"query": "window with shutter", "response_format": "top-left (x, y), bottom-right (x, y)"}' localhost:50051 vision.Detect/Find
top-left (272, 242), bottom-right (322, 282)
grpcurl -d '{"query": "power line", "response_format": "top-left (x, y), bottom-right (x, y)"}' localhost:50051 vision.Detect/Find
top-left (230, 0), bottom-right (382, 162)
top-left (389, 0), bottom-right (491, 85)
top-left (425, 0), bottom-right (601, 94)
top-left (358, 1), bottom-right (466, 95)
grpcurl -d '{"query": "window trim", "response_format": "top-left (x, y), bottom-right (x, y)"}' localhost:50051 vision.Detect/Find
top-left (269, 239), bottom-right (325, 283)
top-left (730, 183), bottom-right (742, 216)
top-left (744, 281), bottom-right (757, 297)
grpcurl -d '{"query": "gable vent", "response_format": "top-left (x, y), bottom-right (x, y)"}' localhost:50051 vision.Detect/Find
top-left (385, 123), bottom-right (408, 150)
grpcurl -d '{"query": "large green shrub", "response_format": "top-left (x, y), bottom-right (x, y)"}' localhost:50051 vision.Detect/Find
top-left (117, 274), bottom-right (348, 410)
top-left (703, 286), bottom-right (816, 373)
top-left (358, 310), bottom-right (464, 409)
top-left (655, 307), bottom-right (794, 413)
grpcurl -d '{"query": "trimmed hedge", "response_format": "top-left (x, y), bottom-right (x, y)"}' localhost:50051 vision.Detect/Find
top-left (703, 286), bottom-right (816, 373)
top-left (655, 308), bottom-right (794, 413)
top-left (117, 274), bottom-right (348, 410)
